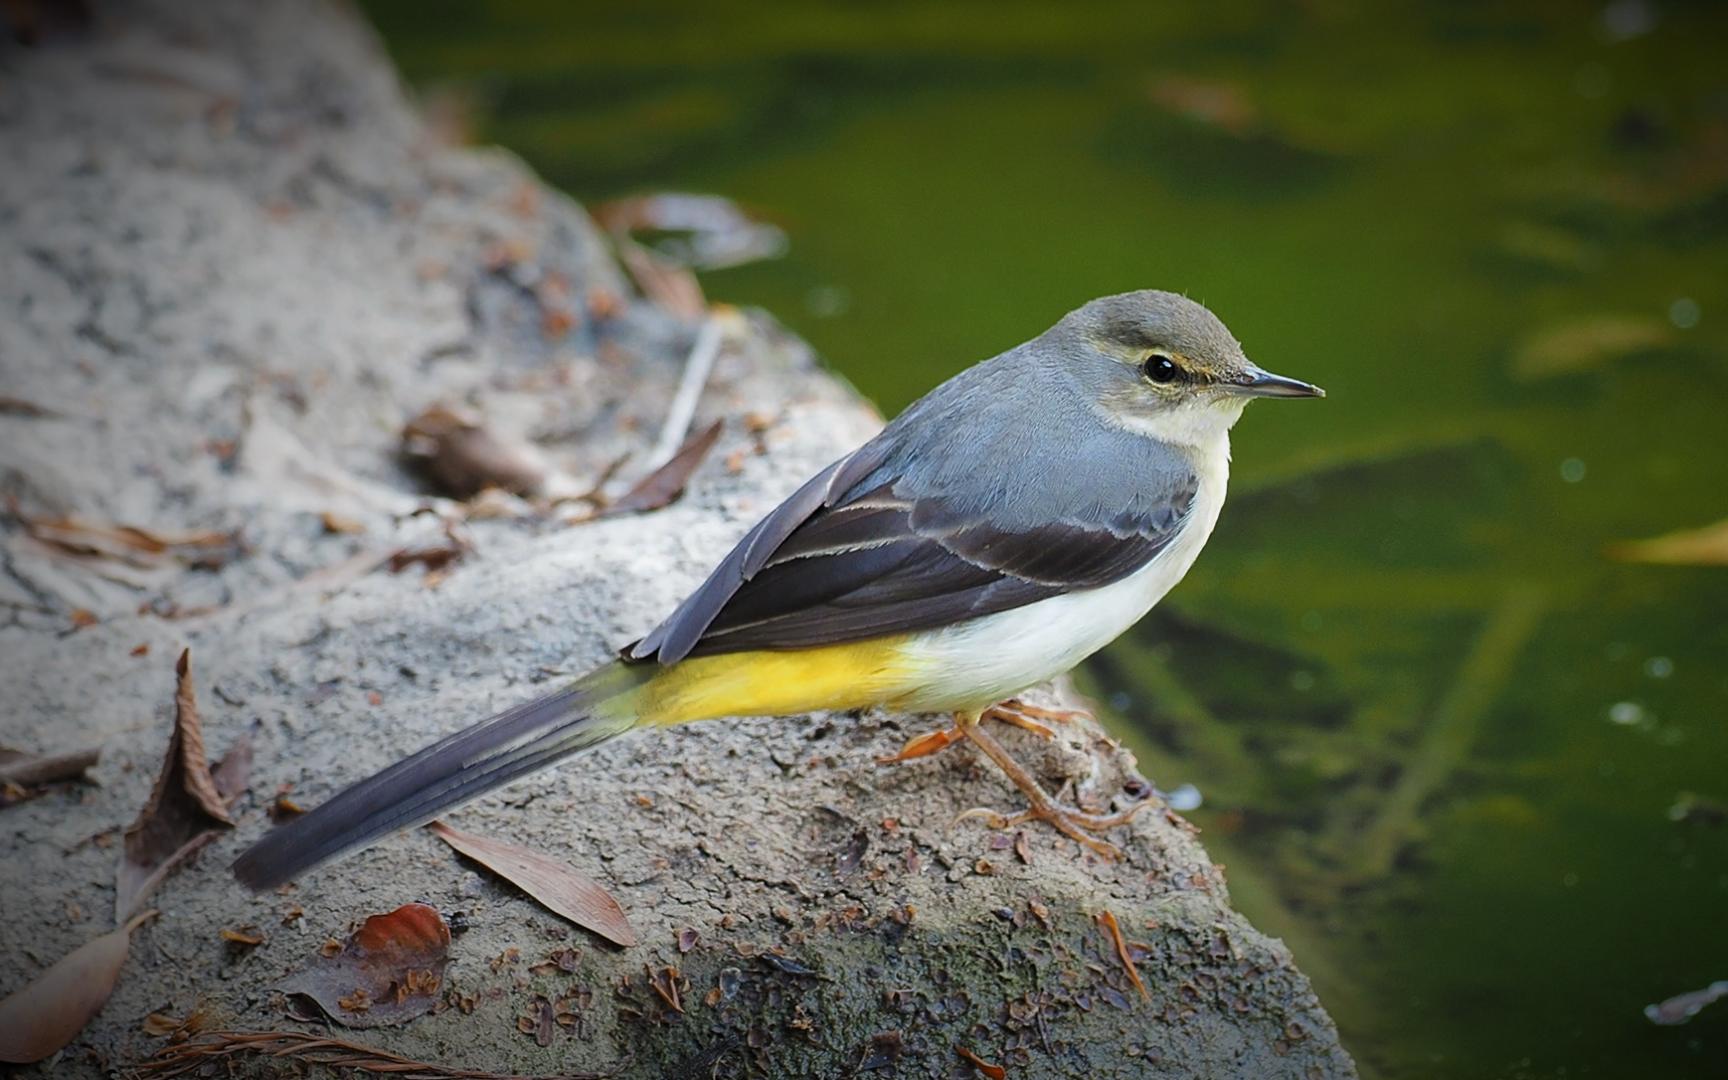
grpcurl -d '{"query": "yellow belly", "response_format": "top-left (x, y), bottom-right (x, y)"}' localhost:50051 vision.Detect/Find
top-left (631, 636), bottom-right (929, 726)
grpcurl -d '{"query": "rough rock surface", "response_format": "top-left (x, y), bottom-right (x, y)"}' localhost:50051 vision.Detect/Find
top-left (0, 1), bottom-right (1356, 1076)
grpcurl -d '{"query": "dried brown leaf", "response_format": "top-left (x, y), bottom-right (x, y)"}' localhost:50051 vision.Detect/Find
top-left (401, 404), bottom-right (550, 499)
top-left (116, 651), bottom-right (249, 922)
top-left (615, 238), bottom-right (706, 320)
top-left (430, 821), bottom-right (637, 947)
top-left (17, 514), bottom-right (241, 570)
top-left (0, 745), bottom-right (100, 786)
top-left (0, 910), bottom-right (156, 1064)
top-left (956, 1046), bottom-right (1007, 1079)
top-left (141, 1011), bottom-right (182, 1037)
top-left (0, 396), bottom-right (57, 418)
top-left (1608, 518), bottom-right (1728, 566)
top-left (280, 903), bottom-right (450, 1029)
top-left (598, 420), bottom-right (722, 519)
top-left (320, 511), bottom-right (365, 535)
top-left (1097, 909), bottom-right (1149, 1002)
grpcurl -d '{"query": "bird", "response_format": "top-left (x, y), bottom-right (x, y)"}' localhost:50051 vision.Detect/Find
top-left (232, 289), bottom-right (1323, 890)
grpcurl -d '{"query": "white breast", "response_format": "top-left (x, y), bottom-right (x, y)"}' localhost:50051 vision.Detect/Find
top-left (895, 438), bottom-right (1230, 713)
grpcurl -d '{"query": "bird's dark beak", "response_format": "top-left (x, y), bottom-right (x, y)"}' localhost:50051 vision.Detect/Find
top-left (1232, 364), bottom-right (1325, 399)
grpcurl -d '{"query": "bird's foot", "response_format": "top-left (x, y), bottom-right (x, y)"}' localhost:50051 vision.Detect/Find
top-left (879, 699), bottom-right (1083, 763)
top-left (875, 725), bottom-right (965, 764)
top-left (987, 699), bottom-right (1092, 731)
top-left (955, 721), bottom-right (1148, 859)
top-left (955, 800), bottom-right (1145, 859)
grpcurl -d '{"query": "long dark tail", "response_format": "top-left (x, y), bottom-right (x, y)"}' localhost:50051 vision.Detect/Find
top-left (231, 662), bottom-right (650, 891)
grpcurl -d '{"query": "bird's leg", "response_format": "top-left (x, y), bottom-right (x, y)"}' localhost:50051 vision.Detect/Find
top-left (955, 716), bottom-right (1148, 859)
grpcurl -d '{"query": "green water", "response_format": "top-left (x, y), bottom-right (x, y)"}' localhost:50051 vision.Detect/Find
top-left (364, 3), bottom-right (1728, 1075)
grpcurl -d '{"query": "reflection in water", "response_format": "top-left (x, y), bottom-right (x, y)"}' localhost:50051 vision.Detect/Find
top-left (366, 3), bottom-right (1728, 1075)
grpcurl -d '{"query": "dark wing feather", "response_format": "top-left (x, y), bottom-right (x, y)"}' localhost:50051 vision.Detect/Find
top-left (629, 473), bottom-right (1198, 662)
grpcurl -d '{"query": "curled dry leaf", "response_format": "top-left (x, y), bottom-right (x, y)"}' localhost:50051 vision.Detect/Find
top-left (0, 910), bottom-right (157, 1064)
top-left (430, 821), bottom-right (637, 947)
top-left (597, 420), bottom-right (722, 520)
top-left (956, 1046), bottom-right (1007, 1079)
top-left (1097, 909), bottom-right (1150, 1003)
top-left (16, 513), bottom-right (242, 571)
top-left (401, 404), bottom-right (551, 499)
top-left (0, 744), bottom-right (100, 786)
top-left (116, 650), bottom-right (251, 922)
top-left (280, 903), bottom-right (451, 1029)
top-left (0, 395), bottom-right (58, 418)
top-left (614, 238), bottom-right (707, 321)
top-left (1607, 518), bottom-right (1728, 567)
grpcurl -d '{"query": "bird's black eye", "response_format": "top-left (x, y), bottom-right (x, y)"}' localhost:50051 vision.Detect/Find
top-left (1144, 354), bottom-right (1179, 384)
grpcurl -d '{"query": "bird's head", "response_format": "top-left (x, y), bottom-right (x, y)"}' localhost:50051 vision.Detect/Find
top-left (1052, 290), bottom-right (1323, 448)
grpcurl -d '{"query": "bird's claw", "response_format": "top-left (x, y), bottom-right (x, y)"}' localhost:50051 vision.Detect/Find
top-left (955, 798), bottom-right (1148, 860)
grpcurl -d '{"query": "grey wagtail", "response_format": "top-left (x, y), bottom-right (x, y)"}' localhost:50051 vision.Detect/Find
top-left (233, 289), bottom-right (1323, 889)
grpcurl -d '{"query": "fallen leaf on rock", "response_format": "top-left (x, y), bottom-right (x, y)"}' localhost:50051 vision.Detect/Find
top-left (116, 650), bottom-right (251, 922)
top-left (614, 238), bottom-right (707, 321)
top-left (0, 395), bottom-right (57, 418)
top-left (1097, 909), bottom-right (1149, 1002)
top-left (1510, 315), bottom-right (1674, 380)
top-left (518, 995), bottom-right (555, 1046)
top-left (430, 821), bottom-right (636, 947)
top-left (385, 522), bottom-right (473, 580)
top-left (319, 511), bottom-right (365, 535)
top-left (401, 404), bottom-right (551, 499)
top-left (1608, 518), bottom-right (1728, 566)
top-left (0, 910), bottom-right (157, 1064)
top-left (0, 744), bottom-right (100, 787)
top-left (596, 420), bottom-right (722, 519)
top-left (16, 513), bottom-right (242, 571)
top-left (280, 903), bottom-right (451, 1029)
top-left (956, 1046), bottom-right (1007, 1079)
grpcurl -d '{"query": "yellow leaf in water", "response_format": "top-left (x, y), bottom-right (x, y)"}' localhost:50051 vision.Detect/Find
top-left (1607, 519), bottom-right (1728, 566)
top-left (1511, 316), bottom-right (1674, 380)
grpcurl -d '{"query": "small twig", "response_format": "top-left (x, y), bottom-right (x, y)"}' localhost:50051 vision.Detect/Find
top-left (129, 1030), bottom-right (624, 1079)
top-left (1097, 909), bottom-right (1149, 1002)
top-left (1351, 583), bottom-right (1547, 880)
top-left (637, 314), bottom-right (725, 483)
